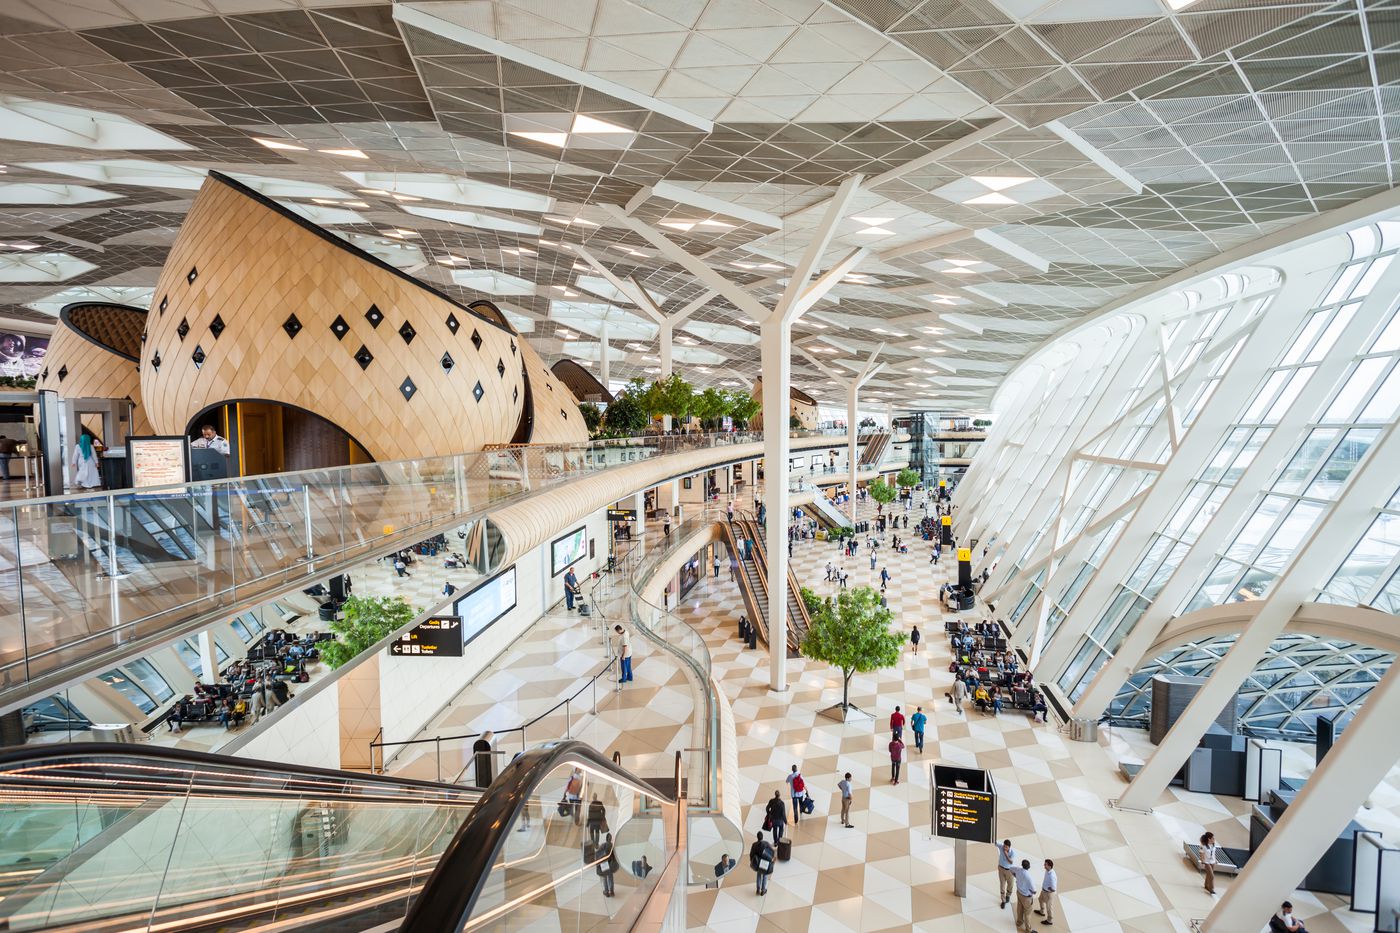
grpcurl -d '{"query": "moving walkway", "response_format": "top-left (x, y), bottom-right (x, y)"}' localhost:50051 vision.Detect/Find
top-left (0, 740), bottom-right (682, 932)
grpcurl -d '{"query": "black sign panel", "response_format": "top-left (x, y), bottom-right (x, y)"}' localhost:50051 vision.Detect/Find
top-left (932, 764), bottom-right (996, 843)
top-left (389, 616), bottom-right (463, 657)
top-left (934, 786), bottom-right (996, 843)
top-left (607, 508), bottom-right (637, 522)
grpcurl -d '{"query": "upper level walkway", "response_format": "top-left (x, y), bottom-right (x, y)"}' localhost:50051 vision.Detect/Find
top-left (0, 430), bottom-right (851, 715)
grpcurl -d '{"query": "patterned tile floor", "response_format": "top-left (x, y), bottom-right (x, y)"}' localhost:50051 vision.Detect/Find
top-left (385, 494), bottom-right (1396, 932)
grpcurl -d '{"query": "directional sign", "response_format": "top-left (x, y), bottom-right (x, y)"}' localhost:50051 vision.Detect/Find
top-left (607, 508), bottom-right (637, 522)
top-left (932, 764), bottom-right (996, 844)
top-left (941, 515), bottom-right (952, 526)
top-left (957, 547), bottom-right (971, 562)
top-left (389, 616), bottom-right (463, 657)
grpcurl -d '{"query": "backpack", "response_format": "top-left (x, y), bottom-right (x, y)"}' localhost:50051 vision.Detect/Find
top-left (792, 774), bottom-right (805, 795)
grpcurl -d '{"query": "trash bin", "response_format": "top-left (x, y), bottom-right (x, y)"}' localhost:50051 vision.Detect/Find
top-left (1069, 718), bottom-right (1099, 742)
top-left (92, 723), bottom-right (136, 743)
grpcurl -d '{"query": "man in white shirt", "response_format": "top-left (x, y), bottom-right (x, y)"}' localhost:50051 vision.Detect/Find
top-left (190, 424), bottom-right (230, 455)
top-left (613, 625), bottom-right (633, 683)
top-left (997, 839), bottom-right (1018, 909)
top-left (1199, 831), bottom-right (1218, 895)
top-left (837, 772), bottom-right (853, 828)
top-left (1012, 858), bottom-right (1037, 933)
top-left (1035, 858), bottom-right (1057, 925)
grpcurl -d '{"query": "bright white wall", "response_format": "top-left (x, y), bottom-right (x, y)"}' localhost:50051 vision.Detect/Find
top-left (233, 677), bottom-right (342, 770)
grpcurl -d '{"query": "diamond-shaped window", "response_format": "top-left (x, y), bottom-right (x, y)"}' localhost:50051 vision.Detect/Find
top-left (561, 409), bottom-right (567, 420)
top-left (446, 312), bottom-right (460, 335)
top-left (399, 320), bottom-right (416, 345)
top-left (159, 295), bottom-right (168, 315)
top-left (399, 376), bottom-right (417, 401)
top-left (472, 380), bottom-right (484, 403)
top-left (191, 345), bottom-right (205, 369)
top-left (57, 365), bottom-right (68, 382)
top-left (497, 358), bottom-right (505, 378)
top-left (365, 304), bottom-right (384, 328)
top-left (441, 352), bottom-right (454, 373)
top-left (177, 317), bottom-right (189, 341)
top-left (470, 329), bottom-right (482, 350)
top-left (210, 314), bottom-right (225, 339)
top-left (510, 339), bottom-right (517, 356)
top-left (283, 313), bottom-right (302, 339)
top-left (354, 345), bottom-right (373, 370)
top-left (512, 386), bottom-right (518, 403)
top-left (151, 351), bottom-right (161, 372)
top-left (330, 315), bottom-right (349, 340)
top-left (186, 266), bottom-right (198, 284)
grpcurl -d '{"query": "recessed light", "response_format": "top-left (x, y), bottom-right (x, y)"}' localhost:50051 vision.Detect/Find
top-left (851, 216), bottom-right (892, 225)
top-left (964, 192), bottom-right (1017, 206)
top-left (511, 131), bottom-right (568, 147)
top-left (1165, 0), bottom-right (1201, 8)
top-left (944, 267), bottom-right (976, 275)
top-left (970, 176), bottom-right (1032, 191)
top-left (857, 226), bottom-right (895, 236)
top-left (393, 229), bottom-right (418, 237)
top-left (697, 219), bottom-right (734, 229)
top-left (319, 148), bottom-right (368, 159)
top-left (255, 138), bottom-right (306, 151)
top-left (572, 114), bottom-right (632, 134)
top-left (662, 221), bottom-right (696, 232)
top-left (945, 259), bottom-right (979, 267)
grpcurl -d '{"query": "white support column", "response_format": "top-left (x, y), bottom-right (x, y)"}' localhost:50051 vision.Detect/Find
top-left (197, 631), bottom-right (220, 683)
top-left (1117, 415), bottom-right (1400, 811)
top-left (660, 320), bottom-right (672, 379)
top-left (847, 381), bottom-right (860, 524)
top-left (1203, 656), bottom-right (1400, 931)
top-left (599, 321), bottom-right (610, 392)
top-left (762, 316), bottom-right (791, 691)
top-left (633, 489), bottom-right (646, 535)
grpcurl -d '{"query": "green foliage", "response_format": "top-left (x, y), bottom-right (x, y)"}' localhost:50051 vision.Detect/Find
top-left (867, 478), bottom-right (897, 505)
top-left (652, 373), bottom-right (694, 420)
top-left (693, 387), bottom-right (729, 429)
top-left (321, 595), bottom-right (419, 669)
top-left (833, 525), bottom-right (855, 540)
top-left (603, 386), bottom-right (648, 436)
top-left (0, 376), bottom-right (36, 389)
top-left (727, 390), bottom-right (760, 429)
top-left (789, 413), bottom-right (803, 430)
top-left (800, 586), bottom-right (903, 711)
top-left (895, 468), bottom-right (920, 490)
top-left (972, 419), bottom-right (992, 428)
top-left (579, 402), bottom-right (603, 434)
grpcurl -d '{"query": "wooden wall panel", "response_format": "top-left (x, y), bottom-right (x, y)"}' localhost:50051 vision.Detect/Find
top-left (140, 174), bottom-right (536, 462)
top-left (36, 308), bottom-right (153, 435)
top-left (520, 338), bottom-right (588, 444)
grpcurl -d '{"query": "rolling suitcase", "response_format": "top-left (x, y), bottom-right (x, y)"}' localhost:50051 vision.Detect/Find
top-left (776, 838), bottom-right (792, 862)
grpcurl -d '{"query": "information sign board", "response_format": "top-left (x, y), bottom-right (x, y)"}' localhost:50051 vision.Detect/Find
top-left (127, 435), bottom-right (189, 488)
top-left (389, 616), bottom-right (463, 657)
top-left (957, 547), bottom-right (971, 562)
top-left (932, 764), bottom-right (996, 844)
top-left (607, 508), bottom-right (637, 522)
top-left (941, 515), bottom-right (952, 526)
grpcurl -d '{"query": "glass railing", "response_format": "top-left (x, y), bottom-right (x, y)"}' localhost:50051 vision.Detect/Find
top-left (0, 743), bottom-right (478, 932)
top-left (402, 740), bottom-right (681, 932)
top-left (1, 430), bottom-right (853, 708)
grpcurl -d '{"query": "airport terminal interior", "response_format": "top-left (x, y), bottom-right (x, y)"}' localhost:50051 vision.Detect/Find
top-left (4, 0), bottom-right (1400, 931)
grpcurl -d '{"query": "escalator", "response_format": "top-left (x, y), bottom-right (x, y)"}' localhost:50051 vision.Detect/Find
top-left (718, 517), bottom-right (807, 657)
top-left (806, 493), bottom-right (848, 532)
top-left (0, 740), bottom-right (681, 933)
top-left (859, 432), bottom-right (890, 469)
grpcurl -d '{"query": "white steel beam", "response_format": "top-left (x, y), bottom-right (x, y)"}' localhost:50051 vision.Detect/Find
top-left (777, 175), bottom-right (863, 326)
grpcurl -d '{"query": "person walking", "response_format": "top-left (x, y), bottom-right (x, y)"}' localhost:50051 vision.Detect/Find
top-left (910, 625), bottom-right (921, 655)
top-left (586, 794), bottom-right (608, 847)
top-left (596, 832), bottom-right (619, 897)
top-left (786, 765), bottom-right (805, 823)
top-left (393, 556), bottom-right (410, 578)
top-left (997, 839), bottom-right (1018, 909)
top-left (911, 706), bottom-right (927, 753)
top-left (1200, 831), bottom-right (1218, 895)
top-left (713, 551), bottom-right (721, 577)
top-left (888, 735), bottom-right (905, 784)
top-left (749, 832), bottom-right (774, 895)
top-left (837, 772), bottom-right (853, 828)
top-left (1036, 858), bottom-right (1058, 926)
top-left (764, 790), bottom-right (787, 842)
top-left (890, 706), bottom-right (905, 740)
top-left (952, 675), bottom-right (966, 714)
top-left (613, 625), bottom-right (633, 683)
top-left (1013, 858), bottom-right (1037, 932)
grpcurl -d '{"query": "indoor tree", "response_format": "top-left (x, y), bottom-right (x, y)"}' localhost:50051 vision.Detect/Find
top-left (867, 477), bottom-right (897, 513)
top-left (727, 390), bottom-right (760, 430)
top-left (895, 468), bottom-right (920, 493)
top-left (579, 401), bottom-right (603, 435)
top-left (603, 384), bottom-right (648, 436)
top-left (653, 373), bottom-right (694, 426)
top-left (693, 386), bottom-right (728, 431)
top-left (321, 595), bottom-right (420, 669)
top-left (800, 586), bottom-right (903, 721)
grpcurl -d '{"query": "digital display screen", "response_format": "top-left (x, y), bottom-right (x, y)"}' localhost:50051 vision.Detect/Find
top-left (551, 526), bottom-right (587, 576)
top-left (934, 786), bottom-right (996, 843)
top-left (452, 566), bottom-right (518, 648)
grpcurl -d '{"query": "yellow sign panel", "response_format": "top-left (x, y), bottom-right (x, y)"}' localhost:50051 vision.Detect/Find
top-left (957, 547), bottom-right (971, 562)
top-left (941, 515), bottom-right (952, 526)
top-left (938, 479), bottom-right (947, 487)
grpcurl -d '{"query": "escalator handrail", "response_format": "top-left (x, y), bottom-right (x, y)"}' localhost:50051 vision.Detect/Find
top-left (401, 739), bottom-right (676, 933)
top-left (0, 741), bottom-right (476, 799)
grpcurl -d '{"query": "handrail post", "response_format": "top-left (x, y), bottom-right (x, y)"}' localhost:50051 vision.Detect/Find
top-left (565, 698), bottom-right (571, 739)
top-left (435, 736), bottom-right (442, 784)
top-left (302, 484), bottom-right (315, 560)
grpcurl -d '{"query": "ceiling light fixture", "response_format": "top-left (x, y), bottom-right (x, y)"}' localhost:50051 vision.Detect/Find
top-left (945, 259), bottom-right (979, 267)
top-left (851, 216), bottom-right (892, 225)
top-left (255, 138), bottom-right (306, 151)
top-left (963, 192), bottom-right (1017, 206)
top-left (661, 221), bottom-right (695, 232)
top-left (510, 131), bottom-right (568, 147)
top-left (856, 226), bottom-right (895, 236)
top-left (571, 114), bottom-right (632, 134)
top-left (970, 176), bottom-right (1032, 191)
top-left (319, 148), bottom-right (368, 159)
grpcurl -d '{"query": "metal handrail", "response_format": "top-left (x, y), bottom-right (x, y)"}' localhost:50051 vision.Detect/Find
top-left (369, 657), bottom-right (618, 782)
